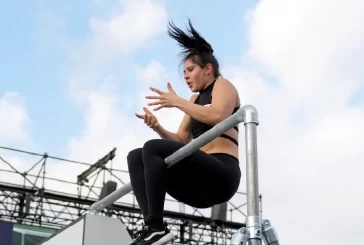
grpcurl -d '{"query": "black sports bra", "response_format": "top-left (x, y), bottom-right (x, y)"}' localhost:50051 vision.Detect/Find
top-left (190, 80), bottom-right (240, 146)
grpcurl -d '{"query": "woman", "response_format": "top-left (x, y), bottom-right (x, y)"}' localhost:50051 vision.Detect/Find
top-left (127, 19), bottom-right (241, 245)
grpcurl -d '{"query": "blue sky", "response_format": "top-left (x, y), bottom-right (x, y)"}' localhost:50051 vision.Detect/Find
top-left (0, 0), bottom-right (256, 156)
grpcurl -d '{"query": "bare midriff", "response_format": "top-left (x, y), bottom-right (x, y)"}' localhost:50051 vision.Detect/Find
top-left (200, 127), bottom-right (239, 159)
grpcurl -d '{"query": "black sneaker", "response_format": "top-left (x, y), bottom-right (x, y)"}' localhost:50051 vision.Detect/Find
top-left (130, 225), bottom-right (149, 245)
top-left (130, 225), bottom-right (175, 245)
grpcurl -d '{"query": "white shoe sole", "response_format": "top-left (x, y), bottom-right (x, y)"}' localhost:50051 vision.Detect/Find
top-left (151, 232), bottom-right (175, 245)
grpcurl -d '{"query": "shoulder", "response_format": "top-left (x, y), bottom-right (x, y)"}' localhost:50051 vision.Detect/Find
top-left (214, 78), bottom-right (235, 88)
top-left (212, 78), bottom-right (240, 105)
top-left (213, 78), bottom-right (237, 93)
top-left (189, 94), bottom-right (199, 102)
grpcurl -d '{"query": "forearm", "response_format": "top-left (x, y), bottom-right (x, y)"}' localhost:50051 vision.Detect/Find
top-left (153, 125), bottom-right (183, 142)
top-left (175, 98), bottom-right (222, 125)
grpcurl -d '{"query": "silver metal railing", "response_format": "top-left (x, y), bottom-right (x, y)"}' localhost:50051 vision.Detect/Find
top-left (89, 105), bottom-right (256, 213)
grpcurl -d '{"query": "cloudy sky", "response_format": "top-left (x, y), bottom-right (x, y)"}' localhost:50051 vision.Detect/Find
top-left (1, 0), bottom-right (364, 244)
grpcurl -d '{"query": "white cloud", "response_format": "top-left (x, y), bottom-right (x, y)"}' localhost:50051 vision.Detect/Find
top-left (0, 92), bottom-right (31, 146)
top-left (135, 60), bottom-right (191, 132)
top-left (89, 0), bottom-right (167, 54)
top-left (64, 0), bottom-right (170, 169)
top-left (0, 92), bottom-right (39, 188)
top-left (247, 0), bottom-right (364, 114)
top-left (66, 88), bottom-right (154, 168)
top-left (222, 0), bottom-right (364, 244)
top-left (66, 0), bottom-right (168, 102)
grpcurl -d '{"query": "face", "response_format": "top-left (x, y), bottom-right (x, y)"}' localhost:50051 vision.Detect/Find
top-left (183, 58), bottom-right (213, 92)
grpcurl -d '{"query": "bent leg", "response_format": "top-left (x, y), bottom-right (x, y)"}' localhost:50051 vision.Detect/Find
top-left (141, 140), bottom-right (171, 229)
top-left (127, 148), bottom-right (149, 223)
top-left (167, 153), bottom-right (241, 208)
top-left (141, 139), bottom-right (241, 228)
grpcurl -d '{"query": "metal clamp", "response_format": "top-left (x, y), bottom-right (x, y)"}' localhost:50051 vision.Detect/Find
top-left (247, 216), bottom-right (262, 239)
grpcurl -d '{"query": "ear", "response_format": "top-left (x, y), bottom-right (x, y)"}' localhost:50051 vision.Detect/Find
top-left (204, 63), bottom-right (213, 75)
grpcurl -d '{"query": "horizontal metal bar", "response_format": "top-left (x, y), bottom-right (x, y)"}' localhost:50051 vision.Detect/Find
top-left (165, 106), bottom-right (246, 167)
top-left (89, 183), bottom-right (132, 212)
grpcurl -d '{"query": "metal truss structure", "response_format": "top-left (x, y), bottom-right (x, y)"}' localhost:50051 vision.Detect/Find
top-left (0, 146), bottom-right (249, 245)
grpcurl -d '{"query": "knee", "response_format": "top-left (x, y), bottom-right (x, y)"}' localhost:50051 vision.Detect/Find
top-left (142, 139), bottom-right (161, 150)
top-left (142, 139), bottom-right (166, 156)
top-left (127, 148), bottom-right (142, 167)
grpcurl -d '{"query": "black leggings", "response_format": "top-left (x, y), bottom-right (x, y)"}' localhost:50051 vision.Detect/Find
top-left (127, 139), bottom-right (241, 228)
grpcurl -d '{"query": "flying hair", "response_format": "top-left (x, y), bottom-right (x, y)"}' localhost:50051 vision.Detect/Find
top-left (167, 19), bottom-right (214, 56)
top-left (167, 18), bottom-right (221, 79)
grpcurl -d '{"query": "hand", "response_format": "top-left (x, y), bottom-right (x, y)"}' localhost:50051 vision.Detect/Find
top-left (135, 107), bottom-right (160, 130)
top-left (146, 82), bottom-right (181, 111)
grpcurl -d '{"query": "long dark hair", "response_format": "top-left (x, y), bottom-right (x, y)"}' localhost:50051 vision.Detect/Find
top-left (167, 19), bottom-right (221, 78)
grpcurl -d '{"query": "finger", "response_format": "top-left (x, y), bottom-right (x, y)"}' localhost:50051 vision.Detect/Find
top-left (167, 82), bottom-right (174, 92)
top-left (148, 101), bottom-right (162, 106)
top-left (150, 116), bottom-right (155, 126)
top-left (147, 115), bottom-right (153, 126)
top-left (135, 113), bottom-right (144, 119)
top-left (143, 107), bottom-right (153, 115)
top-left (149, 118), bottom-right (156, 127)
top-left (145, 95), bottom-right (161, 100)
top-left (149, 121), bottom-right (156, 128)
top-left (149, 87), bottom-right (164, 95)
top-left (153, 105), bottom-right (164, 111)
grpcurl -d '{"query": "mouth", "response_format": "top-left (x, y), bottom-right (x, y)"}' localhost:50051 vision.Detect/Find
top-left (187, 82), bottom-right (193, 88)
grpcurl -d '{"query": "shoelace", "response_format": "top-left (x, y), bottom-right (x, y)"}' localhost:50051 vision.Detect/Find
top-left (133, 230), bottom-right (146, 239)
top-left (133, 225), bottom-right (150, 239)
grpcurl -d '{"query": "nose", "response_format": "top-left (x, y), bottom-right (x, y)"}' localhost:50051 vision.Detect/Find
top-left (184, 73), bottom-right (189, 81)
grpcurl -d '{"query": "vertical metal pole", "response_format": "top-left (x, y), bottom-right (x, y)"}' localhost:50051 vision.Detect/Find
top-left (180, 222), bottom-right (185, 244)
top-left (243, 105), bottom-right (261, 245)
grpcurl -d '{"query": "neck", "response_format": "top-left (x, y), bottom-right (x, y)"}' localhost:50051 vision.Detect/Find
top-left (200, 78), bottom-right (216, 91)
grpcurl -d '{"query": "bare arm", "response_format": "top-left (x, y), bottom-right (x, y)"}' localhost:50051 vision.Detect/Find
top-left (153, 125), bottom-right (183, 142)
top-left (154, 94), bottom-right (197, 143)
top-left (175, 79), bottom-right (238, 125)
